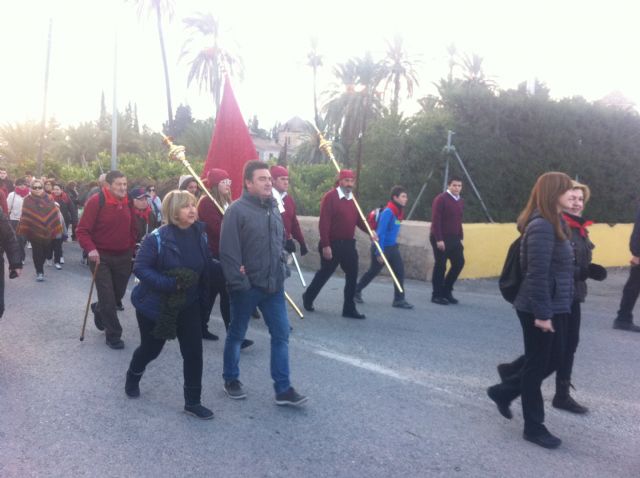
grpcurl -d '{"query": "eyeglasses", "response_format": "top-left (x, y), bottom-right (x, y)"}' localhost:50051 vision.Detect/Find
top-left (32, 186), bottom-right (43, 190)
top-left (148, 188), bottom-right (155, 192)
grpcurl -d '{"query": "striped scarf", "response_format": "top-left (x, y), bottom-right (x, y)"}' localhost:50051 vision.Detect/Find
top-left (17, 194), bottom-right (63, 240)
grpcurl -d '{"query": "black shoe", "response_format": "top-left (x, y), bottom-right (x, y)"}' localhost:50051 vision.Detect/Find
top-left (497, 363), bottom-right (518, 382)
top-left (241, 339), bottom-right (254, 349)
top-left (184, 404), bottom-right (214, 420)
top-left (392, 299), bottom-right (414, 309)
top-left (613, 319), bottom-right (640, 332)
top-left (343, 310), bottom-right (366, 319)
top-left (431, 297), bottom-right (449, 305)
top-left (552, 394), bottom-right (589, 414)
top-left (486, 386), bottom-right (512, 419)
top-left (224, 380), bottom-right (247, 400)
top-left (354, 291), bottom-right (363, 304)
top-left (275, 387), bottom-right (308, 406)
top-left (116, 301), bottom-right (124, 312)
top-left (125, 370), bottom-right (142, 398)
top-left (523, 427), bottom-right (562, 449)
top-left (302, 292), bottom-right (314, 312)
top-left (106, 338), bottom-right (125, 350)
top-left (202, 330), bottom-right (219, 341)
top-left (91, 302), bottom-right (105, 331)
top-left (444, 294), bottom-right (459, 304)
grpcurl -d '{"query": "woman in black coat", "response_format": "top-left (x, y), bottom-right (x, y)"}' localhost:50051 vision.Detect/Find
top-left (496, 181), bottom-right (607, 414)
top-left (487, 172), bottom-right (575, 449)
top-left (0, 210), bottom-right (22, 317)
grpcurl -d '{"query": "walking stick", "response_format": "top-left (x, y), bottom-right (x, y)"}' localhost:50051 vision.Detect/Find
top-left (310, 124), bottom-right (404, 294)
top-left (80, 262), bottom-right (99, 341)
top-left (161, 134), bottom-right (304, 319)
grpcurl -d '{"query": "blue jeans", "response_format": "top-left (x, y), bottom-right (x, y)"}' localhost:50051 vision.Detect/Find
top-left (223, 287), bottom-right (291, 394)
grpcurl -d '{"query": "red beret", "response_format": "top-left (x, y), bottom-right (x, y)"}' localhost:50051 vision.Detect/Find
top-left (207, 168), bottom-right (230, 186)
top-left (270, 165), bottom-right (289, 179)
top-left (339, 169), bottom-right (355, 180)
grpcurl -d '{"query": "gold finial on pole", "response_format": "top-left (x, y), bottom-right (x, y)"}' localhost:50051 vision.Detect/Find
top-left (161, 134), bottom-right (304, 318)
top-left (310, 123), bottom-right (404, 294)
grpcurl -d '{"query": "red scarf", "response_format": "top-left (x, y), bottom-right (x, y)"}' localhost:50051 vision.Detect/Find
top-left (386, 201), bottom-right (404, 221)
top-left (133, 205), bottom-right (151, 222)
top-left (102, 186), bottom-right (128, 207)
top-left (15, 186), bottom-right (30, 198)
top-left (562, 213), bottom-right (593, 238)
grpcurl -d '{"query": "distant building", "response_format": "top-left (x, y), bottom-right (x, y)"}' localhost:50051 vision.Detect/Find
top-left (251, 133), bottom-right (281, 162)
top-left (597, 90), bottom-right (636, 112)
top-left (277, 116), bottom-right (308, 152)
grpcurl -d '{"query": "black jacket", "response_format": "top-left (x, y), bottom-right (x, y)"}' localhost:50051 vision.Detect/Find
top-left (630, 206), bottom-right (640, 257)
top-left (564, 213), bottom-right (594, 303)
top-left (0, 211), bottom-right (22, 318)
top-left (514, 212), bottom-right (574, 320)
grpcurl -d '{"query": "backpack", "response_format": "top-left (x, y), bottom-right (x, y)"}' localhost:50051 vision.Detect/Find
top-left (367, 207), bottom-right (383, 230)
top-left (499, 235), bottom-right (523, 303)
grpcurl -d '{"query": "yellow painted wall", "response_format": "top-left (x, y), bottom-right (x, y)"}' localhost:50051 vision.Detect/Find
top-left (459, 223), bottom-right (633, 279)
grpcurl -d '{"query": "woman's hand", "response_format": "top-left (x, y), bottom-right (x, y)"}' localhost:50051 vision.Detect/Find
top-left (534, 319), bottom-right (555, 333)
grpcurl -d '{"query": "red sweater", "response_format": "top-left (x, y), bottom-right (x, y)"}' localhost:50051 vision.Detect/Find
top-left (197, 197), bottom-right (224, 258)
top-left (318, 188), bottom-right (367, 248)
top-left (430, 192), bottom-right (464, 241)
top-left (281, 194), bottom-right (305, 246)
top-left (77, 193), bottom-right (136, 255)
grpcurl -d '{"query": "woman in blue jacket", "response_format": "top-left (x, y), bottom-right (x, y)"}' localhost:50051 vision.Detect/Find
top-left (487, 172), bottom-right (575, 449)
top-left (126, 190), bottom-right (214, 420)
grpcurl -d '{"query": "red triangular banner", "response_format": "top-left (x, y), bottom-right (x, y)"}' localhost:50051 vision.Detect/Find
top-left (202, 78), bottom-right (258, 199)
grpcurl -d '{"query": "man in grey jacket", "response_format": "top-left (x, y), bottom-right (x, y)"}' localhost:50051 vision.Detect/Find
top-left (219, 160), bottom-right (307, 406)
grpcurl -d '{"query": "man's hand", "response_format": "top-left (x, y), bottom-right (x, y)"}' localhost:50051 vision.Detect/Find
top-left (376, 255), bottom-right (384, 265)
top-left (631, 256), bottom-right (640, 266)
top-left (284, 239), bottom-right (296, 254)
top-left (534, 319), bottom-right (555, 333)
top-left (322, 246), bottom-right (332, 261)
top-left (371, 231), bottom-right (379, 242)
top-left (88, 249), bottom-right (100, 264)
top-left (300, 243), bottom-right (309, 256)
top-left (436, 241), bottom-right (445, 251)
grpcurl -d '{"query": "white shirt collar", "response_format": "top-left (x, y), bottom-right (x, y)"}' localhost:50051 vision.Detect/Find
top-left (446, 190), bottom-right (460, 201)
top-left (337, 187), bottom-right (353, 201)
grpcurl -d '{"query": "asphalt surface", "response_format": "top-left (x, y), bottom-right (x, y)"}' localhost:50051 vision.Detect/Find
top-left (1, 242), bottom-right (639, 477)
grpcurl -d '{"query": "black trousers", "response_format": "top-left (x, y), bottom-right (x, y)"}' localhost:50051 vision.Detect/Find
top-left (616, 265), bottom-right (640, 322)
top-left (90, 252), bottom-right (132, 341)
top-left (46, 238), bottom-right (63, 263)
top-left (129, 301), bottom-right (203, 394)
top-left (356, 244), bottom-right (405, 301)
top-left (305, 239), bottom-right (359, 313)
top-left (202, 259), bottom-right (231, 331)
top-left (430, 235), bottom-right (465, 298)
top-left (505, 301), bottom-right (580, 387)
top-left (491, 311), bottom-right (567, 434)
top-left (30, 238), bottom-right (50, 274)
top-left (9, 220), bottom-right (26, 263)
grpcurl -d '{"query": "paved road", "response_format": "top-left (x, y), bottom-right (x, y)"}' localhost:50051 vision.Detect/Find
top-left (1, 242), bottom-right (638, 477)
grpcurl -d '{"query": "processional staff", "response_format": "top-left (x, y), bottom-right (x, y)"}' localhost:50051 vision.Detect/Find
top-left (310, 124), bottom-right (404, 294)
top-left (161, 134), bottom-right (305, 319)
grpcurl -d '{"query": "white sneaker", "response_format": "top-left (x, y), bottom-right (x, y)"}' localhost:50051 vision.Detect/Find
top-left (46, 260), bottom-right (53, 267)
top-left (27, 242), bottom-right (32, 249)
top-left (60, 257), bottom-right (65, 264)
top-left (36, 273), bottom-right (44, 282)
top-left (55, 263), bottom-right (62, 270)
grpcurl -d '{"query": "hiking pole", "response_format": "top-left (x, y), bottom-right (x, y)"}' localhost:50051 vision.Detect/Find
top-left (80, 263), bottom-right (99, 341)
top-left (311, 124), bottom-right (404, 294)
top-left (290, 252), bottom-right (307, 287)
top-left (161, 134), bottom-right (305, 319)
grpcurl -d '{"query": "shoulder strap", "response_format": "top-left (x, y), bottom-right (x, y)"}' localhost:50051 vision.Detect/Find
top-left (152, 228), bottom-right (161, 254)
top-left (98, 190), bottom-right (105, 209)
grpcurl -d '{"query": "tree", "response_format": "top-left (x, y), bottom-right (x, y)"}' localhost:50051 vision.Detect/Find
top-left (381, 35), bottom-right (419, 117)
top-left (133, 0), bottom-right (175, 129)
top-left (181, 12), bottom-right (243, 119)
top-left (307, 37), bottom-right (323, 127)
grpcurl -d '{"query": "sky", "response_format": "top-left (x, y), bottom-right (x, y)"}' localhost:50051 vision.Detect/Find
top-left (1, 0), bottom-right (639, 132)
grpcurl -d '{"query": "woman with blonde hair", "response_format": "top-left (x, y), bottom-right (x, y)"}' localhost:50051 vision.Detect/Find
top-left (127, 190), bottom-right (214, 419)
top-left (487, 172), bottom-right (575, 449)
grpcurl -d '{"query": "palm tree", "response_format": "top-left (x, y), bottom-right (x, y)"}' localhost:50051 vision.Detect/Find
top-left (181, 12), bottom-right (244, 119)
top-left (461, 53), bottom-right (495, 88)
top-left (322, 53), bottom-right (384, 193)
top-left (133, 0), bottom-right (175, 129)
top-left (307, 37), bottom-right (323, 127)
top-left (381, 35), bottom-right (419, 117)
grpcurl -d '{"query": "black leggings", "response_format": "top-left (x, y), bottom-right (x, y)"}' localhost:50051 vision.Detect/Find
top-left (129, 300), bottom-right (203, 390)
top-left (356, 244), bottom-right (405, 301)
top-left (30, 238), bottom-right (50, 274)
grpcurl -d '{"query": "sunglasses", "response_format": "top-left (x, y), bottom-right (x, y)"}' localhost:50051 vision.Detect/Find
top-left (32, 186), bottom-right (43, 190)
top-left (148, 188), bottom-right (155, 192)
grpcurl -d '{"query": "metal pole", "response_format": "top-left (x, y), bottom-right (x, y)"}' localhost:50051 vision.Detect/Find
top-left (111, 34), bottom-right (118, 171)
top-left (37, 18), bottom-right (53, 177)
top-left (406, 168), bottom-right (434, 221)
top-left (453, 150), bottom-right (494, 223)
